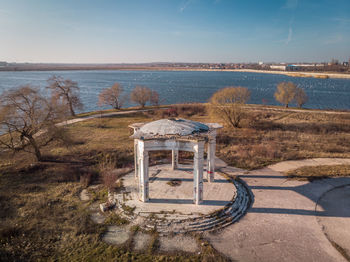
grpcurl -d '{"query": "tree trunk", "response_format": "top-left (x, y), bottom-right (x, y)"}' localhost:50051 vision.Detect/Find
top-left (28, 135), bottom-right (42, 161)
top-left (286, 104), bottom-right (289, 108)
top-left (69, 101), bottom-right (75, 116)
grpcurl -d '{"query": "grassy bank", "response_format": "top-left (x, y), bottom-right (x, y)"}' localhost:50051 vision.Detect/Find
top-left (1, 103), bottom-right (349, 260)
top-left (214, 107), bottom-right (350, 169)
top-left (286, 165), bottom-right (350, 181)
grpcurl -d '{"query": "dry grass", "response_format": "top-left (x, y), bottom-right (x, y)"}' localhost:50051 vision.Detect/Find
top-left (213, 109), bottom-right (350, 169)
top-left (0, 111), bottom-right (214, 261)
top-left (141, 105), bottom-right (350, 170)
top-left (286, 165), bottom-right (350, 181)
top-left (1, 105), bottom-right (349, 260)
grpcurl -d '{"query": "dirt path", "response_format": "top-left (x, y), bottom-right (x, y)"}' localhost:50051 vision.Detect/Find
top-left (31, 109), bottom-right (152, 137)
top-left (56, 109), bottom-right (151, 127)
top-left (245, 105), bottom-right (350, 115)
top-left (205, 158), bottom-right (350, 262)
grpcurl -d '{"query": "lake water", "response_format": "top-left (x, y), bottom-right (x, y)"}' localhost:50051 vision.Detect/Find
top-left (0, 70), bottom-right (349, 112)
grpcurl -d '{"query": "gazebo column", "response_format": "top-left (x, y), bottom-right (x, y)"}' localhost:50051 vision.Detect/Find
top-left (193, 141), bottom-right (204, 205)
top-left (138, 140), bottom-right (149, 202)
top-left (207, 130), bottom-right (216, 182)
top-left (171, 149), bottom-right (178, 170)
top-left (134, 139), bottom-right (138, 180)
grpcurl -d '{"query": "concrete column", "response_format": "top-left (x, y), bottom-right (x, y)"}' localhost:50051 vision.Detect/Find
top-left (171, 149), bottom-right (178, 170)
top-left (138, 141), bottom-right (149, 202)
top-left (207, 130), bottom-right (216, 182)
top-left (134, 139), bottom-right (138, 180)
top-left (193, 141), bottom-right (204, 205)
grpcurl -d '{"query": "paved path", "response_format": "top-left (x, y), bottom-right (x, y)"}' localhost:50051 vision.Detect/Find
top-left (205, 158), bottom-right (350, 262)
top-left (56, 109), bottom-right (151, 127)
top-left (33, 109), bottom-right (152, 137)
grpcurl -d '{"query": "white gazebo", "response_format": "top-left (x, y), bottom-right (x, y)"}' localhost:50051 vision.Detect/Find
top-left (129, 118), bottom-right (222, 205)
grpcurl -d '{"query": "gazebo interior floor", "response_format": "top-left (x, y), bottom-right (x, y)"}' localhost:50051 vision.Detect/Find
top-left (118, 164), bottom-right (236, 216)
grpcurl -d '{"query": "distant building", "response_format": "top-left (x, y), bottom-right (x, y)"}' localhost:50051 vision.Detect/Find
top-left (343, 62), bottom-right (349, 66)
top-left (270, 65), bottom-right (286, 71)
top-left (0, 61), bottom-right (7, 67)
top-left (286, 65), bottom-right (300, 71)
top-left (258, 61), bottom-right (264, 65)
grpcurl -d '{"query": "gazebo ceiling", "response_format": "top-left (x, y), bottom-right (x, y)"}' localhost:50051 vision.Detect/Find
top-left (131, 118), bottom-right (209, 139)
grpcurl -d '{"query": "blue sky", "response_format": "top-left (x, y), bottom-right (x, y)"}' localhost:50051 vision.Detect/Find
top-left (0, 0), bottom-right (349, 63)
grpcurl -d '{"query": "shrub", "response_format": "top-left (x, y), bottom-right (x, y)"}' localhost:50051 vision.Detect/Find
top-left (161, 107), bottom-right (179, 118)
top-left (130, 86), bottom-right (151, 107)
top-left (294, 87), bottom-right (308, 108)
top-left (149, 90), bottom-right (160, 106)
top-left (208, 86), bottom-right (250, 128)
top-left (98, 83), bottom-right (125, 109)
top-left (98, 154), bottom-right (118, 192)
top-left (274, 82), bottom-right (297, 108)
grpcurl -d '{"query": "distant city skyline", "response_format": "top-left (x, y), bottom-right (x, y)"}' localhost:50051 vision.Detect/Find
top-left (0, 0), bottom-right (349, 63)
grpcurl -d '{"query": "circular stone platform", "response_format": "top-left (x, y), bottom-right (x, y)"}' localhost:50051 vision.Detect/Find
top-left (114, 164), bottom-right (251, 234)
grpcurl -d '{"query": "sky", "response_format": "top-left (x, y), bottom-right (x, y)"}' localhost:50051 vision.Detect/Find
top-left (0, 0), bottom-right (349, 63)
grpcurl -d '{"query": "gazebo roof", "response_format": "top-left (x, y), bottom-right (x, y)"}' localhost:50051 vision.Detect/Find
top-left (130, 118), bottom-right (216, 140)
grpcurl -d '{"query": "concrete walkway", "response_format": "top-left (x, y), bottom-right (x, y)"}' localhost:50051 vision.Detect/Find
top-left (205, 158), bottom-right (350, 262)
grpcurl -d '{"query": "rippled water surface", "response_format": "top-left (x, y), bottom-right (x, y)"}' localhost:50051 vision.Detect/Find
top-left (0, 70), bottom-right (349, 112)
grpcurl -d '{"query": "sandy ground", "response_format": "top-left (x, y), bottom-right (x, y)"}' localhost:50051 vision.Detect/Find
top-left (145, 68), bottom-right (350, 79)
top-left (230, 69), bottom-right (350, 79)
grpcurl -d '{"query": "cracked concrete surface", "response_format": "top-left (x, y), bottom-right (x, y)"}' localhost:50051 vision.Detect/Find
top-left (204, 158), bottom-right (350, 262)
top-left (316, 184), bottom-right (350, 259)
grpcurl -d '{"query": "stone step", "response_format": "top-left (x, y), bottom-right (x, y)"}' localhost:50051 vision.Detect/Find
top-left (120, 177), bottom-right (251, 235)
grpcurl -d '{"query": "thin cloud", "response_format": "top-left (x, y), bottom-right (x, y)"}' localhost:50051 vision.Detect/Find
top-left (286, 27), bottom-right (293, 45)
top-left (180, 0), bottom-right (193, 12)
top-left (283, 0), bottom-right (298, 10)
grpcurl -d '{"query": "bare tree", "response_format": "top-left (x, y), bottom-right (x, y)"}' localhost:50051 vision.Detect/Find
top-left (47, 75), bottom-right (83, 116)
top-left (274, 82), bottom-right (297, 108)
top-left (208, 86), bottom-right (251, 128)
top-left (130, 86), bottom-right (152, 108)
top-left (294, 87), bottom-right (308, 108)
top-left (0, 86), bottom-right (68, 161)
top-left (149, 90), bottom-right (160, 106)
top-left (98, 83), bottom-right (126, 109)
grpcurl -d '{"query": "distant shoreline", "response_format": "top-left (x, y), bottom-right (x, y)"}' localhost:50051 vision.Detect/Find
top-left (226, 69), bottom-right (350, 79)
top-left (1, 66), bottom-right (350, 79)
